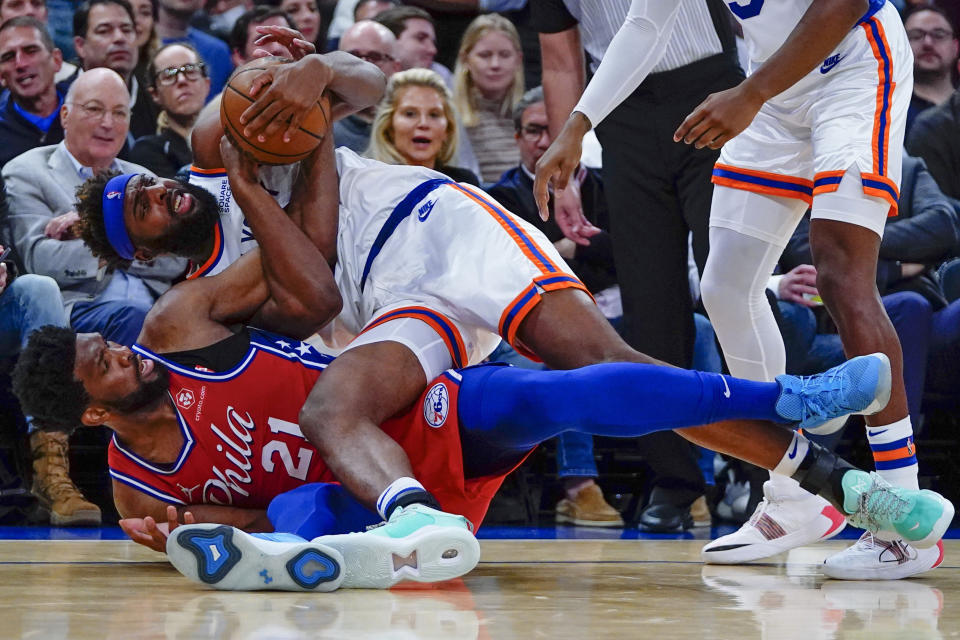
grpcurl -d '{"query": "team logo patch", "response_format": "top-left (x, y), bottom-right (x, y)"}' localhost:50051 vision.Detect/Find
top-left (106, 190), bottom-right (122, 200)
top-left (175, 388), bottom-right (196, 410)
top-left (423, 382), bottom-right (449, 428)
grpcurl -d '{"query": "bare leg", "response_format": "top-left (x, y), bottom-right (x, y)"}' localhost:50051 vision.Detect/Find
top-left (810, 219), bottom-right (907, 426)
top-left (517, 287), bottom-right (795, 469)
top-left (298, 341), bottom-right (425, 509)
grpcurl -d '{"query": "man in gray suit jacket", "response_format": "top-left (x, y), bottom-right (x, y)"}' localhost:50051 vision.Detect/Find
top-left (2, 67), bottom-right (184, 526)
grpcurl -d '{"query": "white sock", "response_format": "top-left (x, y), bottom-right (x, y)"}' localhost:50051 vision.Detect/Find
top-left (772, 431), bottom-right (811, 478)
top-left (866, 417), bottom-right (919, 490)
top-left (376, 477), bottom-right (427, 520)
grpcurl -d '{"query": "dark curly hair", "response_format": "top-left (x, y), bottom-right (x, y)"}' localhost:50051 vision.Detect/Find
top-left (11, 326), bottom-right (89, 432)
top-left (75, 170), bottom-right (134, 270)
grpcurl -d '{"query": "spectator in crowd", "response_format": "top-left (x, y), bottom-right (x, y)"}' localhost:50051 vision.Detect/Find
top-left (275, 0), bottom-right (322, 51)
top-left (72, 0), bottom-right (160, 141)
top-left (154, 0), bottom-right (231, 97)
top-left (129, 0), bottom-right (158, 84)
top-left (904, 5), bottom-right (958, 134)
top-left (0, 234), bottom-right (98, 526)
top-left (487, 86), bottom-right (621, 526)
top-left (366, 67), bottom-right (478, 185)
top-left (332, 19), bottom-right (397, 152)
top-left (229, 5), bottom-right (293, 66)
top-left (1, 71), bottom-right (181, 526)
top-left (0, 0), bottom-right (78, 82)
top-left (43, 0), bottom-right (82, 61)
top-left (0, 17), bottom-right (73, 167)
top-left (352, 0), bottom-right (392, 23)
top-left (452, 14), bottom-right (522, 184)
top-left (374, 6), bottom-right (451, 85)
top-left (907, 86), bottom-right (960, 200)
top-left (3, 68), bottom-right (185, 347)
top-left (129, 43), bottom-right (208, 176)
top-left (201, 0), bottom-right (250, 41)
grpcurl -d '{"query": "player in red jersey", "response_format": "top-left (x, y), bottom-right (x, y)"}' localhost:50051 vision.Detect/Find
top-left (12, 139), bottom-right (952, 592)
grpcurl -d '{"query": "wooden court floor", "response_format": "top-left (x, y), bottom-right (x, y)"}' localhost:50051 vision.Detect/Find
top-left (0, 537), bottom-right (956, 639)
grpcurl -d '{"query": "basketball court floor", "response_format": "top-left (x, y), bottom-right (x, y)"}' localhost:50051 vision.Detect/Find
top-left (0, 525), bottom-right (956, 639)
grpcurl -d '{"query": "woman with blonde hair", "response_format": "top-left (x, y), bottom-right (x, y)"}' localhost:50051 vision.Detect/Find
top-left (452, 13), bottom-right (524, 184)
top-left (367, 68), bottom-right (480, 185)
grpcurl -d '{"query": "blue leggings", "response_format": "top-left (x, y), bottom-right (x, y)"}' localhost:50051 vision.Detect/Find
top-left (456, 362), bottom-right (785, 476)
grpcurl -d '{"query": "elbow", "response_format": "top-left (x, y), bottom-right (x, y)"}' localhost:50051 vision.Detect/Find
top-left (277, 287), bottom-right (342, 339)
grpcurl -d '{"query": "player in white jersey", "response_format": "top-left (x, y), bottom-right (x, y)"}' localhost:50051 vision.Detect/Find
top-left (533, 0), bottom-right (938, 579)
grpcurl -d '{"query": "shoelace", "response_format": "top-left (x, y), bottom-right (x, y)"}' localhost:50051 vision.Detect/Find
top-left (796, 370), bottom-right (846, 422)
top-left (853, 475), bottom-right (909, 532)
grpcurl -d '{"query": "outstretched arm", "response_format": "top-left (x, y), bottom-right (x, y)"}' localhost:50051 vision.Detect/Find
top-left (675, 0), bottom-right (869, 148)
top-left (285, 128), bottom-right (340, 263)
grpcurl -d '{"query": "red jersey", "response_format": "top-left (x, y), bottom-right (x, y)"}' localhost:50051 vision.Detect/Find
top-left (108, 328), bottom-right (511, 526)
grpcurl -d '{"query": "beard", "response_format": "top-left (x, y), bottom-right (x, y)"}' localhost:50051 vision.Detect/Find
top-left (154, 180), bottom-right (223, 258)
top-left (107, 359), bottom-right (171, 415)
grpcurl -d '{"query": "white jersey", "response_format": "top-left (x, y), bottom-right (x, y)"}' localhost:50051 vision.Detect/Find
top-left (730, 0), bottom-right (887, 66)
top-left (186, 164), bottom-right (299, 279)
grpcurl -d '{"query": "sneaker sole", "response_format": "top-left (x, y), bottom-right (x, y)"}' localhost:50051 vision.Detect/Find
top-left (702, 505), bottom-right (847, 564)
top-left (167, 524), bottom-right (344, 592)
top-left (822, 540), bottom-right (944, 580)
top-left (859, 352), bottom-right (892, 416)
top-left (317, 524), bottom-right (481, 589)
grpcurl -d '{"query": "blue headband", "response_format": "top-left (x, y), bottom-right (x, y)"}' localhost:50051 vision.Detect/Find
top-left (102, 173), bottom-right (139, 261)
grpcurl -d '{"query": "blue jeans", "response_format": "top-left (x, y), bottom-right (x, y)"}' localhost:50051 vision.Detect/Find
top-left (0, 275), bottom-right (68, 432)
top-left (486, 341), bottom-right (598, 479)
top-left (0, 275), bottom-right (67, 358)
top-left (70, 298), bottom-right (151, 347)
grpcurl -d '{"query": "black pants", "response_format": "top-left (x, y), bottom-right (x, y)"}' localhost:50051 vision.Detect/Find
top-left (595, 52), bottom-right (745, 501)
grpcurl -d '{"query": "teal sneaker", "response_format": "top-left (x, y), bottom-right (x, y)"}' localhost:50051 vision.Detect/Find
top-left (840, 470), bottom-right (954, 548)
top-left (167, 524), bottom-right (344, 592)
top-left (775, 353), bottom-right (891, 433)
top-left (313, 504), bottom-right (481, 588)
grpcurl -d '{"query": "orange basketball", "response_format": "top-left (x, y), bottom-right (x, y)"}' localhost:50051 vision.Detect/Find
top-left (220, 57), bottom-right (332, 165)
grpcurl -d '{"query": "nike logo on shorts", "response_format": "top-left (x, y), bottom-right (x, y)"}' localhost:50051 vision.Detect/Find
top-left (820, 54), bottom-right (845, 74)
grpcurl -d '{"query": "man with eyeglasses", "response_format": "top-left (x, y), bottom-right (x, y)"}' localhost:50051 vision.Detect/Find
top-left (903, 5), bottom-right (958, 134)
top-left (2, 67), bottom-right (186, 525)
top-left (333, 20), bottom-right (400, 153)
top-left (130, 43), bottom-right (210, 177)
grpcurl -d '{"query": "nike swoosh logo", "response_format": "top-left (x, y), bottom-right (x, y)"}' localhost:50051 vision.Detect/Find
top-left (820, 54), bottom-right (845, 74)
top-left (787, 439), bottom-right (799, 459)
top-left (867, 428), bottom-right (889, 437)
top-left (721, 376), bottom-right (731, 399)
top-left (909, 522), bottom-right (921, 531)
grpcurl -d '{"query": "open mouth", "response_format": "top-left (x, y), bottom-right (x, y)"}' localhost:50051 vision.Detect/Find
top-left (16, 73), bottom-right (37, 87)
top-left (171, 190), bottom-right (193, 217)
top-left (411, 136), bottom-right (433, 148)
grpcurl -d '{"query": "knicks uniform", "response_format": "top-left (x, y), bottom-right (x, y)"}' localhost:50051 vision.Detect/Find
top-left (713, 0), bottom-right (911, 230)
top-left (108, 328), bottom-right (518, 528)
top-left (189, 148), bottom-right (585, 371)
top-left (186, 164), bottom-right (299, 278)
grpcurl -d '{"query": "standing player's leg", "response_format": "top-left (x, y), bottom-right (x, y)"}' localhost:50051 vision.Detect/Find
top-left (810, 171), bottom-right (940, 579)
top-left (698, 187), bottom-right (848, 564)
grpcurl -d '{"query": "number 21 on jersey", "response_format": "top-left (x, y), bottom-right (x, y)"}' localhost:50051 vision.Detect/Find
top-left (262, 417), bottom-right (313, 481)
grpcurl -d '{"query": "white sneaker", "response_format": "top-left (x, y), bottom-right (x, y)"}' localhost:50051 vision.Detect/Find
top-left (702, 478), bottom-right (846, 564)
top-left (314, 503), bottom-right (481, 589)
top-left (167, 525), bottom-right (344, 591)
top-left (822, 531), bottom-right (945, 580)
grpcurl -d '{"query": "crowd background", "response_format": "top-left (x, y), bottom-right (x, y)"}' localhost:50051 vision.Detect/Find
top-left (0, 0), bottom-right (958, 532)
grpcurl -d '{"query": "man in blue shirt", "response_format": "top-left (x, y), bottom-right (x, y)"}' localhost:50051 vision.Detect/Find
top-left (0, 17), bottom-right (72, 168)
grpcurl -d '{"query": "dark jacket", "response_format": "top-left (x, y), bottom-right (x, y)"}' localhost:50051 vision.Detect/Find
top-left (130, 128), bottom-right (192, 178)
top-left (906, 90), bottom-right (960, 201)
top-left (435, 164), bottom-right (480, 187)
top-left (782, 155), bottom-right (960, 309)
top-left (0, 79), bottom-right (73, 169)
top-left (488, 165), bottom-right (616, 293)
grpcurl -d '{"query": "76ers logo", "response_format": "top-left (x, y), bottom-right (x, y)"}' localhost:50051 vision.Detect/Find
top-left (175, 388), bottom-right (195, 410)
top-left (423, 382), bottom-right (449, 428)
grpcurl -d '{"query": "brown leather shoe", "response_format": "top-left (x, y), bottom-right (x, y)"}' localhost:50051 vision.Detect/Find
top-left (30, 431), bottom-right (101, 526)
top-left (556, 483), bottom-right (624, 527)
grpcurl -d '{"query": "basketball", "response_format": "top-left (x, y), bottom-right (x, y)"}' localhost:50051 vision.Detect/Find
top-left (220, 56), bottom-right (332, 165)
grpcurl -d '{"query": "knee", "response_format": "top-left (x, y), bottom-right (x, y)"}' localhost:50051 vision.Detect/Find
top-left (700, 266), bottom-right (747, 320)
